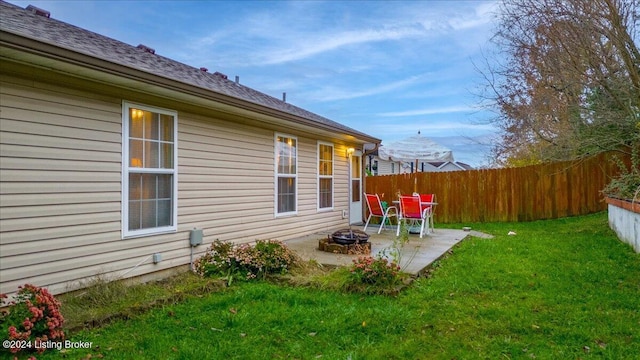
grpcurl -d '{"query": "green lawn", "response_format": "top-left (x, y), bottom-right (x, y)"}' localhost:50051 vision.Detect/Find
top-left (40, 212), bottom-right (639, 359)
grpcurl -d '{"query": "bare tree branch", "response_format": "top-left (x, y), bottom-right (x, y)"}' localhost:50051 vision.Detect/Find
top-left (479, 0), bottom-right (640, 166)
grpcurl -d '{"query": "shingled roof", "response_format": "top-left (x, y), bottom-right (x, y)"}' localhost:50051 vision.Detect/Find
top-left (0, 1), bottom-right (379, 143)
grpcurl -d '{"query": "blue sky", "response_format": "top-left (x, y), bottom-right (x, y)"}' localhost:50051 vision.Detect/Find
top-left (9, 0), bottom-right (500, 167)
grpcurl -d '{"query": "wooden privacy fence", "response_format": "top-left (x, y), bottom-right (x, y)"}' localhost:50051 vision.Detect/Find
top-left (365, 152), bottom-right (629, 224)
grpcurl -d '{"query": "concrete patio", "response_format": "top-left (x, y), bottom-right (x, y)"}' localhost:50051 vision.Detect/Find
top-left (285, 224), bottom-right (492, 276)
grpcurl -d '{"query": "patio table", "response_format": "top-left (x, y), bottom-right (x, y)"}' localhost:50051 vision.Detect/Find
top-left (392, 199), bottom-right (438, 234)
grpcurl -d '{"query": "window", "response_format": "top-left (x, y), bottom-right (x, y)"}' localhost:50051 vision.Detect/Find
top-left (275, 134), bottom-right (297, 215)
top-left (318, 142), bottom-right (334, 210)
top-left (122, 102), bottom-right (177, 237)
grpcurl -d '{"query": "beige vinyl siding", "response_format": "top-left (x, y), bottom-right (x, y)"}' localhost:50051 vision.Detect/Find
top-left (180, 129), bottom-right (350, 244)
top-left (178, 117), bottom-right (350, 243)
top-left (1, 73), bottom-right (352, 295)
top-left (0, 75), bottom-right (124, 294)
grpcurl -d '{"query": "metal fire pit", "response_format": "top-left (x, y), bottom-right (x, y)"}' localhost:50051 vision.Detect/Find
top-left (331, 229), bottom-right (369, 245)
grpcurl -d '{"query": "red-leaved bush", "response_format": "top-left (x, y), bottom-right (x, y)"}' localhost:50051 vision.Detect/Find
top-left (349, 256), bottom-right (402, 286)
top-left (1, 284), bottom-right (65, 356)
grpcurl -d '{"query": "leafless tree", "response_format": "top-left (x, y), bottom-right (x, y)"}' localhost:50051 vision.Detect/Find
top-left (481, 0), bottom-right (639, 166)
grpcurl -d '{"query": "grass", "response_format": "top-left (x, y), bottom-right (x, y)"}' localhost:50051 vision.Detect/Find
top-left (35, 212), bottom-right (639, 359)
top-left (58, 271), bottom-right (223, 332)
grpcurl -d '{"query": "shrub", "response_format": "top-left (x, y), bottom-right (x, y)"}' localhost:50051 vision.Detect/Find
top-left (194, 239), bottom-right (234, 278)
top-left (195, 240), bottom-right (299, 284)
top-left (1, 284), bottom-right (65, 356)
top-left (252, 239), bottom-right (299, 275)
top-left (602, 147), bottom-right (640, 200)
top-left (348, 256), bottom-right (402, 287)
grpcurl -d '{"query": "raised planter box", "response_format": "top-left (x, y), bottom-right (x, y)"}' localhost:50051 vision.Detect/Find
top-left (606, 197), bottom-right (639, 253)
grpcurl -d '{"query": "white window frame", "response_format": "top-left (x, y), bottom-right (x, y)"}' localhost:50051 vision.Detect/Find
top-left (275, 133), bottom-right (298, 216)
top-left (122, 101), bottom-right (178, 238)
top-left (317, 141), bottom-right (334, 211)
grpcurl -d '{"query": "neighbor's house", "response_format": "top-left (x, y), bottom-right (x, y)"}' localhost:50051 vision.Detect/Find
top-left (0, 2), bottom-right (380, 295)
top-left (366, 152), bottom-right (473, 175)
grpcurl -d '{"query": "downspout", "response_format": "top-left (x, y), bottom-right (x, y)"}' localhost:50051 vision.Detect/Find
top-left (361, 142), bottom-right (379, 216)
top-left (346, 147), bottom-right (355, 230)
top-left (363, 142), bottom-right (378, 176)
top-left (362, 142), bottom-right (379, 156)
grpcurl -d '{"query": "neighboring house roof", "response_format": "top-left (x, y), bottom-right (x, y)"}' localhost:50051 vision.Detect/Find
top-left (0, 1), bottom-right (380, 144)
top-left (452, 162), bottom-right (473, 170)
top-left (432, 161), bottom-right (473, 171)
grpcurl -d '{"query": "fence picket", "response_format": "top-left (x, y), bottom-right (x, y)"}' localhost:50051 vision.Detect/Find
top-left (365, 152), bottom-right (629, 223)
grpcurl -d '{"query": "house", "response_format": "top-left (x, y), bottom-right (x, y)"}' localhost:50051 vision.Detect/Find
top-left (0, 2), bottom-right (380, 295)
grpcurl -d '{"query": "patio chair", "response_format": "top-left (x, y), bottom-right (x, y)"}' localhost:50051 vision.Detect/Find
top-left (363, 193), bottom-right (398, 234)
top-left (397, 195), bottom-right (431, 238)
top-left (414, 193), bottom-right (437, 233)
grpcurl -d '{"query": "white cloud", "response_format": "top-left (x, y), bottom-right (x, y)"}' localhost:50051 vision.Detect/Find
top-left (364, 120), bottom-right (496, 141)
top-left (305, 74), bottom-right (428, 102)
top-left (256, 24), bottom-right (429, 65)
top-left (378, 106), bottom-right (475, 117)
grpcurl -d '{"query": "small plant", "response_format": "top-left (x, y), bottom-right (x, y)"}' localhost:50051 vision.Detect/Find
top-left (1, 284), bottom-right (65, 357)
top-left (602, 147), bottom-right (640, 200)
top-left (348, 256), bottom-right (402, 287)
top-left (195, 239), bottom-right (299, 284)
top-left (377, 218), bottom-right (415, 271)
